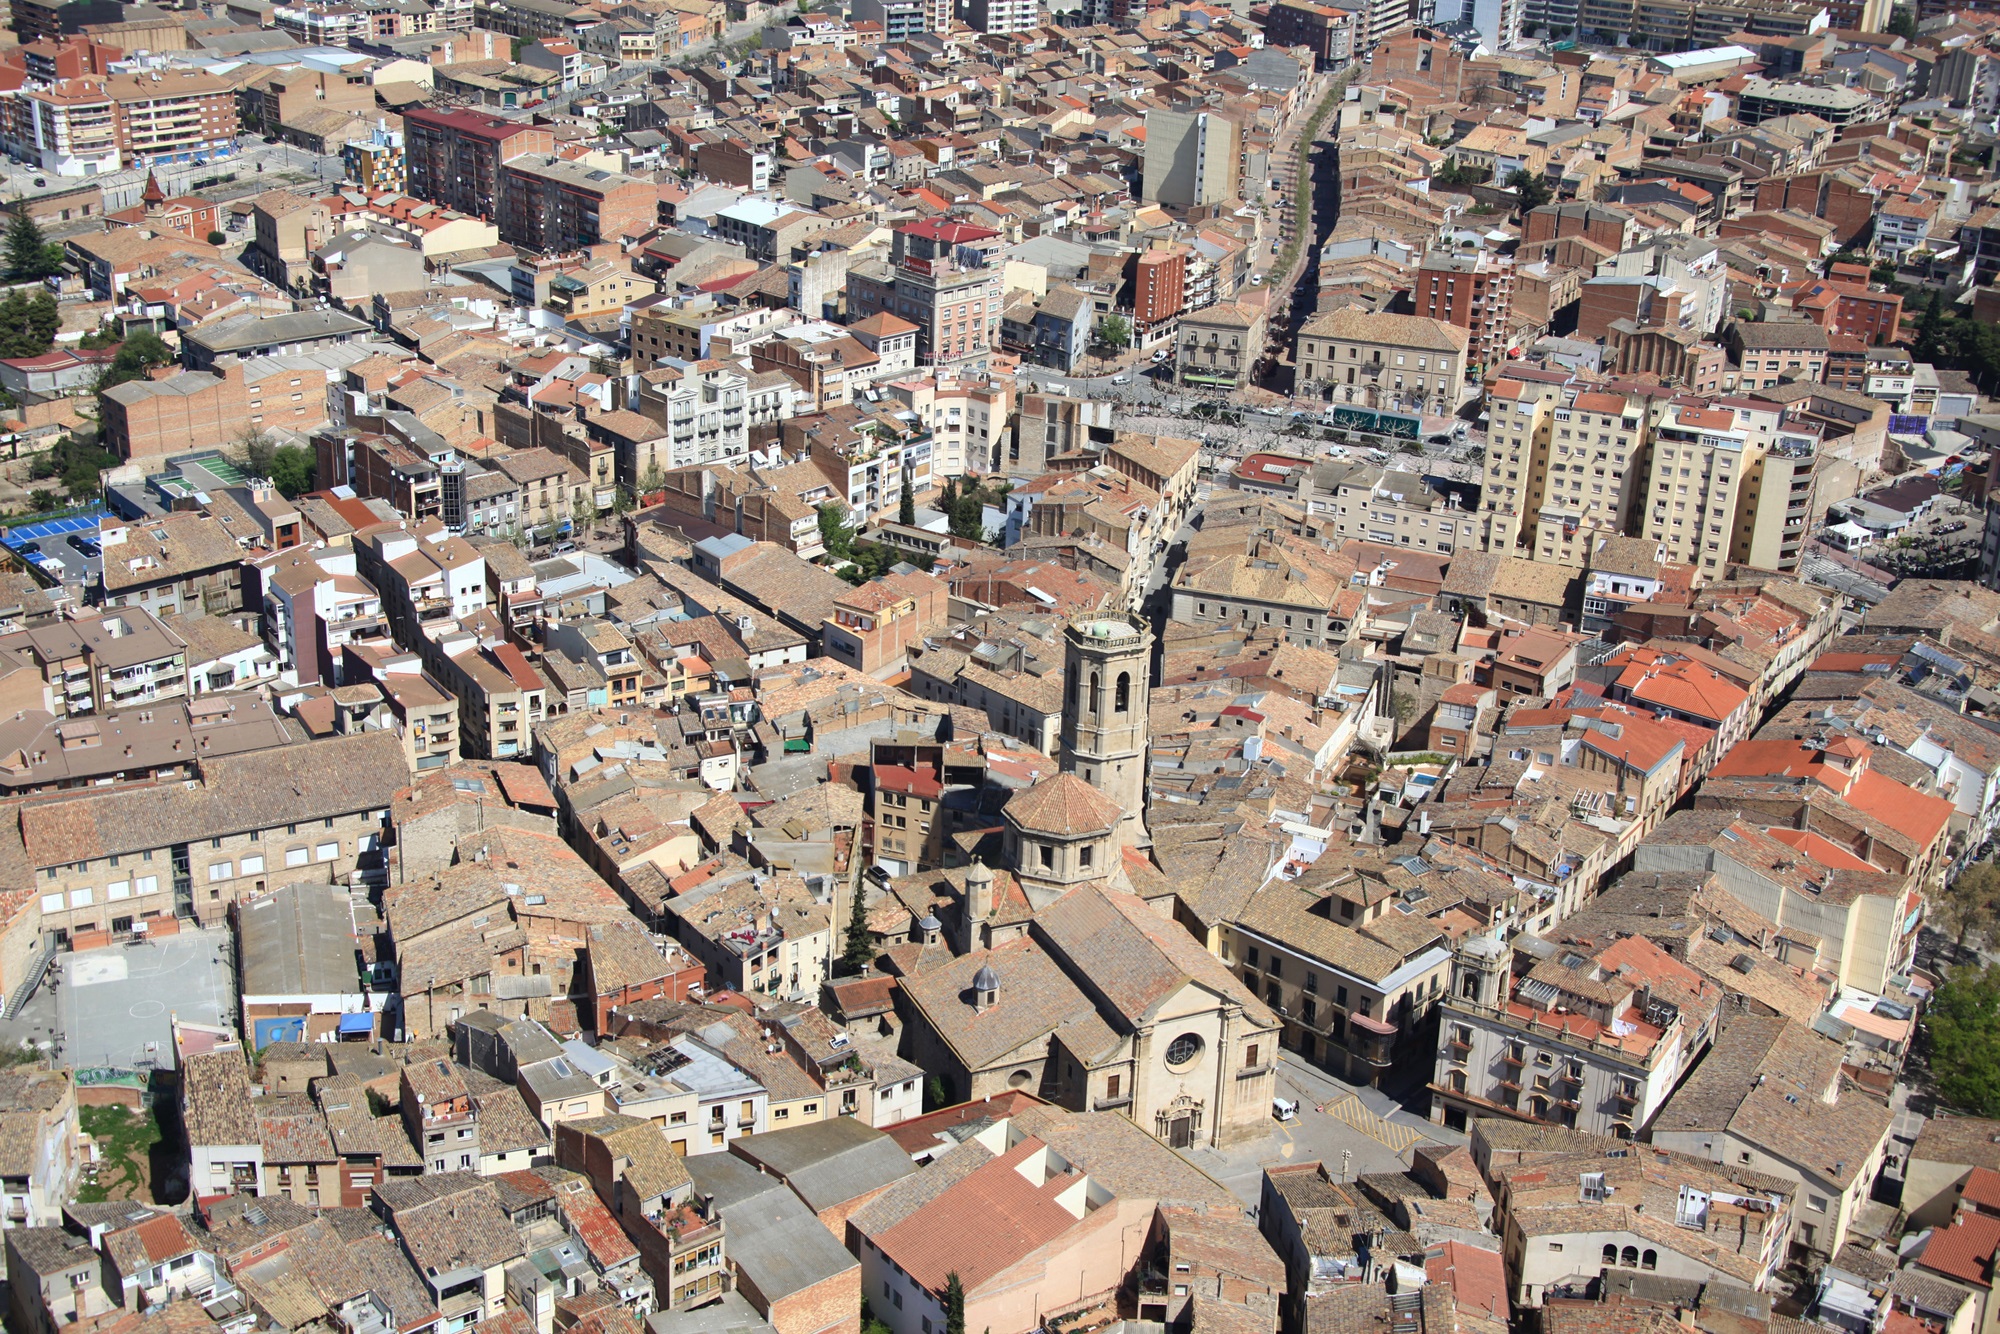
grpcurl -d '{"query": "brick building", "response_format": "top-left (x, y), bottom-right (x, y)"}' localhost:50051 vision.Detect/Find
top-left (1128, 247), bottom-right (1185, 348)
top-left (1417, 251), bottom-right (1515, 372)
top-left (498, 155), bottom-right (655, 250)
top-left (402, 105), bottom-right (553, 220)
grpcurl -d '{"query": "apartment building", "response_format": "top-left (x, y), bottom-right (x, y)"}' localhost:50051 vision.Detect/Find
top-left (1430, 930), bottom-right (1719, 1137)
top-left (1129, 247), bottom-right (1186, 349)
top-left (1295, 308), bottom-right (1467, 415)
top-left (1417, 251), bottom-right (1515, 373)
top-left (1480, 368), bottom-right (1567, 553)
top-left (24, 730), bottom-right (405, 942)
top-left (497, 155), bottom-right (653, 251)
top-left (847, 219), bottom-right (1005, 370)
top-left (1262, 0), bottom-right (1355, 66)
top-left (624, 359), bottom-right (751, 475)
top-left (1730, 319), bottom-right (1830, 390)
top-left (8, 68), bottom-right (236, 175)
top-left (0, 606), bottom-right (187, 717)
top-left (402, 105), bottom-right (554, 220)
top-left (1532, 387), bottom-right (1652, 568)
top-left (1142, 107), bottom-right (1241, 209)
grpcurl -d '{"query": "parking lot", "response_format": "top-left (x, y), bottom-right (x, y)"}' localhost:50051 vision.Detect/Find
top-left (56, 928), bottom-right (236, 1071)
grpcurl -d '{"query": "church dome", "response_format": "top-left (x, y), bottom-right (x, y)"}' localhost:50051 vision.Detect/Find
top-left (972, 964), bottom-right (1001, 992)
top-left (917, 913), bottom-right (942, 933)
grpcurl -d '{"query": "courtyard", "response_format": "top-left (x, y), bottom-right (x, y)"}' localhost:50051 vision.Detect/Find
top-left (55, 927), bottom-right (236, 1071)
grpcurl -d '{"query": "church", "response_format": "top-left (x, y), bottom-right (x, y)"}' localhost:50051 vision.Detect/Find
top-left (892, 612), bottom-right (1281, 1152)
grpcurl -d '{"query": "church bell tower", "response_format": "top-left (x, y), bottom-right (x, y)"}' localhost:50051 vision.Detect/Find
top-left (1059, 611), bottom-right (1153, 848)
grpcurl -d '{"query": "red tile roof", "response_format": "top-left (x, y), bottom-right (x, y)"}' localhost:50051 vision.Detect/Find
top-left (1920, 1211), bottom-right (2000, 1289)
top-left (1426, 1240), bottom-right (1507, 1324)
top-left (1962, 1167), bottom-right (2000, 1213)
top-left (875, 1135), bottom-right (1082, 1293)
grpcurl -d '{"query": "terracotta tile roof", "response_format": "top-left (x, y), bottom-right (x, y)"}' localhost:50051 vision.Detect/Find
top-left (1003, 772), bottom-right (1123, 837)
top-left (873, 1134), bottom-right (1081, 1294)
top-left (1920, 1210), bottom-right (2000, 1289)
top-left (1962, 1167), bottom-right (2000, 1212)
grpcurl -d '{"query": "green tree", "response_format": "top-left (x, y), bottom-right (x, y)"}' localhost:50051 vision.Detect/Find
top-left (898, 470), bottom-right (916, 526)
top-left (841, 884), bottom-right (873, 974)
top-left (235, 423), bottom-right (277, 478)
top-left (1927, 964), bottom-right (2000, 1115)
top-left (640, 460), bottom-right (666, 497)
top-left (612, 485), bottom-right (635, 518)
top-left (33, 434), bottom-right (117, 499)
top-left (944, 1274), bottom-right (966, 1334)
top-left (1887, 4), bottom-right (1917, 38)
top-left (0, 290), bottom-right (59, 358)
top-left (1431, 160), bottom-right (1491, 189)
top-left (205, 230), bottom-right (226, 245)
top-left (266, 445), bottom-right (315, 498)
top-left (1095, 314), bottom-right (1131, 352)
top-left (818, 502), bottom-right (856, 561)
top-left (572, 490), bottom-right (596, 534)
top-left (1510, 167), bottom-right (1553, 215)
top-left (92, 329), bottom-right (176, 411)
top-left (3, 211), bottom-right (63, 281)
top-left (1937, 861), bottom-right (2000, 947)
top-left (1916, 290), bottom-right (1948, 362)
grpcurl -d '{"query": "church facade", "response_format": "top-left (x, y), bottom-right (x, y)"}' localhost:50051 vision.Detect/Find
top-left (893, 611), bottom-right (1280, 1152)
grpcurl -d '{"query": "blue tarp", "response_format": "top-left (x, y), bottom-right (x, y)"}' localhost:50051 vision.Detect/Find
top-left (338, 1013), bottom-right (373, 1034)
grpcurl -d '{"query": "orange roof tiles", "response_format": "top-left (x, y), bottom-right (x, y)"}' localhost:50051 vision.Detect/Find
top-left (874, 1135), bottom-right (1081, 1293)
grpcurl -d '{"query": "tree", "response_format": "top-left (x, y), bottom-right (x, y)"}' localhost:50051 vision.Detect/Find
top-left (1095, 314), bottom-right (1131, 353)
top-left (32, 435), bottom-right (117, 499)
top-left (0, 290), bottom-right (59, 358)
top-left (818, 502), bottom-right (856, 561)
top-left (944, 1274), bottom-right (966, 1334)
top-left (1927, 965), bottom-right (2000, 1115)
top-left (1887, 4), bottom-right (1917, 38)
top-left (640, 460), bottom-right (666, 498)
top-left (1431, 160), bottom-right (1491, 189)
top-left (1510, 167), bottom-right (1552, 215)
top-left (1916, 290), bottom-right (1949, 363)
top-left (92, 329), bottom-right (175, 410)
top-left (572, 490), bottom-right (596, 535)
top-left (235, 423), bottom-right (277, 478)
top-left (266, 445), bottom-right (314, 498)
top-left (841, 884), bottom-right (873, 974)
top-left (205, 230), bottom-right (227, 245)
top-left (3, 211), bottom-right (63, 281)
top-left (898, 470), bottom-right (915, 526)
top-left (611, 485), bottom-right (635, 518)
top-left (1937, 861), bottom-right (2000, 947)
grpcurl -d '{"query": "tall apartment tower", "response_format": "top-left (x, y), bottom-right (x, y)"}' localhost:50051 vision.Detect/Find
top-left (1060, 612), bottom-right (1153, 848)
top-left (1141, 108), bottom-right (1241, 209)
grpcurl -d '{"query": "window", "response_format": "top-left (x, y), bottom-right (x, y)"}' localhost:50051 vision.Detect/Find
top-left (1115, 672), bottom-right (1130, 711)
top-left (1245, 1043), bottom-right (1260, 1067)
top-left (207, 863), bottom-right (231, 883)
top-left (1809, 1194), bottom-right (1828, 1212)
top-left (286, 847), bottom-right (309, 868)
top-left (107, 881), bottom-right (129, 900)
top-left (1165, 1033), bottom-right (1203, 1067)
top-left (240, 856), bottom-right (264, 876)
top-left (1079, 845), bottom-right (1093, 869)
top-left (1039, 844), bottom-right (1053, 870)
top-left (315, 842), bottom-right (338, 862)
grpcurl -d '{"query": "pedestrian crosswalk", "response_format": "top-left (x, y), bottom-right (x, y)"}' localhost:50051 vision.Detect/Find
top-left (1322, 1094), bottom-right (1427, 1155)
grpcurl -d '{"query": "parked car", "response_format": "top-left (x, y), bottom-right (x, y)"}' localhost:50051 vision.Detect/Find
top-left (1111, 374), bottom-right (1130, 384)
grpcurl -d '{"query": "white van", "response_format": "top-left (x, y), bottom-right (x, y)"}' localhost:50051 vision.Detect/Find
top-left (1273, 1097), bottom-right (1300, 1122)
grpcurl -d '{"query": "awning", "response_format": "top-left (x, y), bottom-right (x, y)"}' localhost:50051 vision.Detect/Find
top-left (338, 1013), bottom-right (373, 1035)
